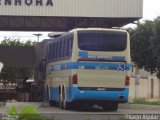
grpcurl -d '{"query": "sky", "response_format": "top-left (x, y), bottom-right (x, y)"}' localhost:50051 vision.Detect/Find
top-left (0, 0), bottom-right (160, 42)
top-left (124, 0), bottom-right (160, 28)
top-left (143, 0), bottom-right (160, 20)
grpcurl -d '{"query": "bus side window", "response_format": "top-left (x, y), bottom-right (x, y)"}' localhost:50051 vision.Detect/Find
top-left (49, 44), bottom-right (52, 61)
top-left (55, 42), bottom-right (58, 60)
top-left (57, 41), bottom-right (61, 60)
top-left (61, 39), bottom-right (64, 59)
top-left (68, 36), bottom-right (73, 57)
top-left (66, 38), bottom-right (70, 57)
top-left (64, 38), bottom-right (68, 58)
top-left (60, 40), bottom-right (63, 59)
top-left (53, 43), bottom-right (56, 60)
top-left (46, 45), bottom-right (49, 62)
top-left (51, 43), bottom-right (54, 60)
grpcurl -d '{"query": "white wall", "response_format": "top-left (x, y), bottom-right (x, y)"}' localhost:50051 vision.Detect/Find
top-left (129, 76), bottom-right (160, 99)
top-left (0, 62), bottom-right (3, 72)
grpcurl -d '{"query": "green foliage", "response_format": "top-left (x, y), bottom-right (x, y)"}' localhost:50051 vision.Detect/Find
top-left (0, 68), bottom-right (33, 81)
top-left (132, 98), bottom-right (148, 104)
top-left (0, 38), bottom-right (33, 46)
top-left (129, 17), bottom-right (160, 78)
top-left (0, 39), bottom-right (34, 81)
top-left (131, 98), bottom-right (160, 105)
top-left (151, 17), bottom-right (160, 77)
top-left (6, 105), bottom-right (18, 115)
top-left (18, 105), bottom-right (41, 120)
top-left (5, 105), bottom-right (54, 120)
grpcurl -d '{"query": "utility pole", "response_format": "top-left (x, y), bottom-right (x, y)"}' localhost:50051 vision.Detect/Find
top-left (33, 33), bottom-right (42, 42)
top-left (135, 66), bottom-right (140, 98)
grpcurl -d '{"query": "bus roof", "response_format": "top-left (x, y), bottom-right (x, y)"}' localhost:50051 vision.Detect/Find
top-left (69, 28), bottom-right (128, 33)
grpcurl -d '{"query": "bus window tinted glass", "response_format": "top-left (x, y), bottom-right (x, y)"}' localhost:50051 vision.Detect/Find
top-left (78, 31), bottom-right (127, 51)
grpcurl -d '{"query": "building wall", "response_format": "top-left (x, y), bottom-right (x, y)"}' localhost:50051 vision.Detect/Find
top-left (0, 0), bottom-right (143, 17)
top-left (129, 76), bottom-right (160, 99)
top-left (0, 46), bottom-right (35, 68)
top-left (130, 64), bottom-right (160, 99)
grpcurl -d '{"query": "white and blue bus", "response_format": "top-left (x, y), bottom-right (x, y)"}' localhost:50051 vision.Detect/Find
top-left (44, 28), bottom-right (131, 111)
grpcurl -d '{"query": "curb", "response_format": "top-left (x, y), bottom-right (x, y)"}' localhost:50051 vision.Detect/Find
top-left (2, 102), bottom-right (160, 110)
top-left (119, 103), bottom-right (160, 110)
top-left (0, 102), bottom-right (5, 106)
top-left (3, 102), bottom-right (43, 108)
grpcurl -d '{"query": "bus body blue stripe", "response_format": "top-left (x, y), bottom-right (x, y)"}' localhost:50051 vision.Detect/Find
top-left (78, 51), bottom-right (88, 58)
top-left (50, 62), bottom-right (131, 71)
top-left (49, 86), bottom-right (129, 102)
top-left (50, 87), bottom-right (59, 101)
top-left (71, 87), bottom-right (129, 102)
top-left (78, 52), bottom-right (126, 60)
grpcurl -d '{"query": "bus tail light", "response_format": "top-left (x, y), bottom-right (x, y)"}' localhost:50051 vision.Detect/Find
top-left (125, 75), bottom-right (130, 85)
top-left (78, 58), bottom-right (96, 61)
top-left (72, 74), bottom-right (77, 84)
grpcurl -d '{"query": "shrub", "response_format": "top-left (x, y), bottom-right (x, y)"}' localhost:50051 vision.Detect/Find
top-left (5, 105), bottom-right (54, 120)
top-left (132, 98), bottom-right (160, 105)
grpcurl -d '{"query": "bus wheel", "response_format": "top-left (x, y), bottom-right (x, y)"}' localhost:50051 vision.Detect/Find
top-left (64, 101), bottom-right (71, 110)
top-left (103, 102), bottom-right (118, 111)
top-left (59, 87), bottom-right (64, 109)
top-left (49, 100), bottom-right (56, 106)
top-left (59, 100), bottom-right (64, 109)
top-left (61, 87), bottom-right (71, 110)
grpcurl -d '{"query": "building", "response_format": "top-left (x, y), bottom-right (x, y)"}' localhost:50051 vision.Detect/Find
top-left (0, 0), bottom-right (143, 68)
top-left (0, 0), bottom-right (143, 31)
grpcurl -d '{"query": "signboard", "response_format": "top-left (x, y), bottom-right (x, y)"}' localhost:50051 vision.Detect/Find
top-left (0, 0), bottom-right (53, 6)
top-left (0, 0), bottom-right (143, 17)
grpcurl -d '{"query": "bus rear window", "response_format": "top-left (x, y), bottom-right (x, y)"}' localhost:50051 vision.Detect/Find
top-left (78, 31), bottom-right (127, 51)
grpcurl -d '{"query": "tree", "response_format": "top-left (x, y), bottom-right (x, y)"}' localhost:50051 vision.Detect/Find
top-left (151, 17), bottom-right (160, 77)
top-left (1, 38), bottom-right (33, 46)
top-left (129, 17), bottom-right (160, 78)
top-left (0, 39), bottom-right (34, 81)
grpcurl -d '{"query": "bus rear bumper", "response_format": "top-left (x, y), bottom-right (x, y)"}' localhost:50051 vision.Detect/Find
top-left (70, 86), bottom-right (129, 103)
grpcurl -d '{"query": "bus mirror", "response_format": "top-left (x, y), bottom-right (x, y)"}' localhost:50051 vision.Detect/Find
top-left (39, 59), bottom-right (46, 72)
top-left (39, 63), bottom-right (44, 72)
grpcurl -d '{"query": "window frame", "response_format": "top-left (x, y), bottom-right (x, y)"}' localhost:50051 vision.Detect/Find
top-left (77, 30), bottom-right (127, 52)
top-left (46, 32), bottom-right (74, 63)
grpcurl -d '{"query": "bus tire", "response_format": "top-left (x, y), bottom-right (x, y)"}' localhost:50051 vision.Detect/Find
top-left (60, 101), bottom-right (64, 109)
top-left (59, 86), bottom-right (64, 109)
top-left (61, 86), bottom-right (71, 110)
top-left (49, 100), bottom-right (56, 106)
top-left (64, 102), bottom-right (71, 110)
top-left (103, 102), bottom-right (118, 111)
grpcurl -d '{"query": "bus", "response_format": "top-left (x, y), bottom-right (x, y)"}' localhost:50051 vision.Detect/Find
top-left (44, 28), bottom-right (131, 111)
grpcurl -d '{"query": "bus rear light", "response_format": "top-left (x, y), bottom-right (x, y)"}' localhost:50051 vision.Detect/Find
top-left (78, 58), bottom-right (96, 61)
top-left (125, 75), bottom-right (130, 85)
top-left (72, 74), bottom-right (78, 84)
